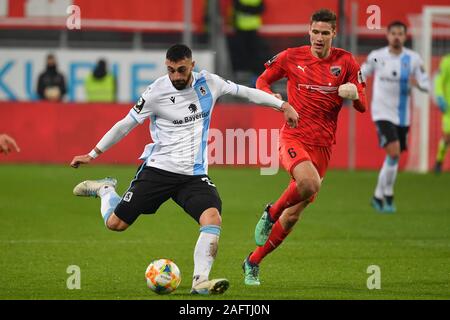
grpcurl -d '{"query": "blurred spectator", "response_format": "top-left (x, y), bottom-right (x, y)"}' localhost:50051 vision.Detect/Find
top-left (37, 54), bottom-right (67, 101)
top-left (85, 59), bottom-right (116, 102)
top-left (231, 0), bottom-right (266, 85)
top-left (0, 134), bottom-right (20, 155)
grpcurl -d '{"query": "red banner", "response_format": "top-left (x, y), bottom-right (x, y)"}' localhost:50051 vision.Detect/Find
top-left (1, 0), bottom-right (206, 32)
top-left (3, 0), bottom-right (450, 34)
top-left (1, 101), bottom-right (448, 171)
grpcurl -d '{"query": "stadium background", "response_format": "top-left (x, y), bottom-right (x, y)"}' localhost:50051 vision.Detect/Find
top-left (0, 0), bottom-right (449, 301)
top-left (0, 0), bottom-right (449, 171)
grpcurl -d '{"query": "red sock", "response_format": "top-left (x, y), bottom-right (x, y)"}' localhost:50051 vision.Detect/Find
top-left (248, 220), bottom-right (291, 265)
top-left (268, 180), bottom-right (302, 221)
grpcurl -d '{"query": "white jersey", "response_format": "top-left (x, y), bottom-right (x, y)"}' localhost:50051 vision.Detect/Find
top-left (129, 70), bottom-right (241, 175)
top-left (361, 47), bottom-right (429, 126)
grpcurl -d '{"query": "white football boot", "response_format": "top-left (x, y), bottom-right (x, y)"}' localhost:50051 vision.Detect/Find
top-left (73, 177), bottom-right (117, 198)
top-left (190, 278), bottom-right (230, 295)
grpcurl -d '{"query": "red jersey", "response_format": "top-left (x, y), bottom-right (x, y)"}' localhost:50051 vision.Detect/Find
top-left (257, 46), bottom-right (366, 147)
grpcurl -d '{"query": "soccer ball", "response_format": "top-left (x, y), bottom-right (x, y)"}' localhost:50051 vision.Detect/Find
top-left (145, 259), bottom-right (181, 294)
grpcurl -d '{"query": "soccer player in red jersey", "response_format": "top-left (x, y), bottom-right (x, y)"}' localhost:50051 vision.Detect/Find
top-left (242, 9), bottom-right (367, 285)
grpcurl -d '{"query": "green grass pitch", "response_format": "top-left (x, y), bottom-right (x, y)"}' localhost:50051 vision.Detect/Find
top-left (0, 164), bottom-right (449, 300)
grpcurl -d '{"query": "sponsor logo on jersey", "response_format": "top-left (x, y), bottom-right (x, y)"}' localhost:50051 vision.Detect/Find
top-left (172, 110), bottom-right (210, 125)
top-left (188, 104), bottom-right (198, 113)
top-left (330, 66), bottom-right (342, 77)
top-left (170, 96), bottom-right (176, 103)
top-left (298, 83), bottom-right (338, 94)
top-left (379, 77), bottom-right (400, 83)
top-left (133, 96), bottom-right (145, 114)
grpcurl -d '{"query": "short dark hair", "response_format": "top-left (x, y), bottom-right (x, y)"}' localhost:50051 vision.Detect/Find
top-left (166, 44), bottom-right (192, 62)
top-left (310, 9), bottom-right (337, 30)
top-left (388, 21), bottom-right (407, 33)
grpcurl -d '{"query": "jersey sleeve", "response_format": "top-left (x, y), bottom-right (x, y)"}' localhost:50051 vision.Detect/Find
top-left (346, 55), bottom-right (366, 89)
top-left (413, 54), bottom-right (430, 92)
top-left (346, 54), bottom-right (367, 112)
top-left (209, 72), bottom-right (240, 97)
top-left (360, 51), bottom-right (376, 81)
top-left (128, 85), bottom-right (155, 124)
top-left (256, 50), bottom-right (288, 94)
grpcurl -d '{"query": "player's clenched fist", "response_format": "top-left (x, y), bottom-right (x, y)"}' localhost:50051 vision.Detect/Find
top-left (70, 154), bottom-right (93, 168)
top-left (338, 82), bottom-right (359, 100)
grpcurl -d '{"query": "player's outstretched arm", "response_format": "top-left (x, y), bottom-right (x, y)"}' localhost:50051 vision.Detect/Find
top-left (234, 85), bottom-right (299, 128)
top-left (70, 114), bottom-right (139, 168)
top-left (256, 66), bottom-right (285, 97)
top-left (410, 57), bottom-right (430, 93)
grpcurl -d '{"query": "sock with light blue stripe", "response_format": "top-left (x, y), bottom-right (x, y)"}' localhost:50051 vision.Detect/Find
top-left (99, 185), bottom-right (121, 226)
top-left (192, 225), bottom-right (221, 287)
top-left (383, 155), bottom-right (399, 196)
top-left (199, 225), bottom-right (221, 236)
top-left (375, 155), bottom-right (399, 199)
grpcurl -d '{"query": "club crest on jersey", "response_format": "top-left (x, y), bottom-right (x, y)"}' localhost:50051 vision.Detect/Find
top-left (188, 104), bottom-right (198, 113)
top-left (330, 66), bottom-right (342, 77)
top-left (133, 96), bottom-right (145, 114)
top-left (199, 86), bottom-right (207, 96)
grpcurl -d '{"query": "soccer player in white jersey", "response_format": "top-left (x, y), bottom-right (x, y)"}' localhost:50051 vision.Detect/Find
top-left (69, 44), bottom-right (298, 295)
top-left (361, 21), bottom-right (429, 213)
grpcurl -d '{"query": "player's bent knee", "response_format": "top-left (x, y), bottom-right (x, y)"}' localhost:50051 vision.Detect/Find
top-left (387, 153), bottom-right (400, 160)
top-left (297, 178), bottom-right (321, 199)
top-left (106, 214), bottom-right (129, 232)
top-left (385, 142), bottom-right (401, 158)
top-left (199, 208), bottom-right (221, 226)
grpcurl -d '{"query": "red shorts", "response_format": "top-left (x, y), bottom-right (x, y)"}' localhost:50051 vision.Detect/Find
top-left (279, 137), bottom-right (332, 179)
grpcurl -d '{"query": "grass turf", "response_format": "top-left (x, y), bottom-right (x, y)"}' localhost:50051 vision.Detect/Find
top-left (0, 164), bottom-right (449, 300)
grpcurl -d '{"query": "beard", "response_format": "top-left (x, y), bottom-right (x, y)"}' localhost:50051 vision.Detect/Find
top-left (171, 80), bottom-right (188, 90)
top-left (171, 73), bottom-right (192, 90)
